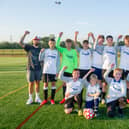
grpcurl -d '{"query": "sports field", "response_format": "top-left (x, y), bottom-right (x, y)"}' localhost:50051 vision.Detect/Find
top-left (0, 56), bottom-right (129, 129)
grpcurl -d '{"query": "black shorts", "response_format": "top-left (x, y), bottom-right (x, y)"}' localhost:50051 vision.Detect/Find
top-left (121, 69), bottom-right (129, 80)
top-left (43, 74), bottom-right (57, 83)
top-left (64, 97), bottom-right (74, 109)
top-left (63, 72), bottom-right (72, 77)
top-left (79, 69), bottom-right (91, 81)
top-left (92, 66), bottom-right (102, 80)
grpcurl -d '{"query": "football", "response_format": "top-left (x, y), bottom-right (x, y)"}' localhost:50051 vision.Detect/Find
top-left (83, 108), bottom-right (95, 119)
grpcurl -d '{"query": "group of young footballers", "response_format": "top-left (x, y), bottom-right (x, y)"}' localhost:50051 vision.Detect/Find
top-left (19, 30), bottom-right (129, 118)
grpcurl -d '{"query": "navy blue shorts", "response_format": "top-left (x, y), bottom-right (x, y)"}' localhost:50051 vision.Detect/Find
top-left (92, 66), bottom-right (102, 80)
top-left (85, 99), bottom-right (99, 109)
top-left (27, 70), bottom-right (42, 82)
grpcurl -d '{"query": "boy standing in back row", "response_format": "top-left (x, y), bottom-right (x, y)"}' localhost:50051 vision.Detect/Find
top-left (39, 39), bottom-right (60, 105)
top-left (117, 35), bottom-right (129, 103)
top-left (56, 32), bottom-right (78, 104)
top-left (101, 35), bottom-right (117, 104)
top-left (74, 31), bottom-right (92, 108)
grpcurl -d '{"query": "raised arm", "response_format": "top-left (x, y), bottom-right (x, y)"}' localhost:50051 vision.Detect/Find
top-left (58, 66), bottom-right (71, 82)
top-left (74, 31), bottom-right (81, 52)
top-left (73, 50), bottom-right (78, 69)
top-left (56, 52), bottom-right (60, 74)
top-left (82, 68), bottom-right (95, 86)
top-left (88, 32), bottom-right (96, 43)
top-left (19, 31), bottom-right (30, 48)
top-left (103, 64), bottom-right (114, 85)
top-left (115, 35), bottom-right (122, 67)
top-left (88, 32), bottom-right (96, 51)
top-left (39, 49), bottom-right (45, 62)
top-left (56, 32), bottom-right (64, 53)
top-left (116, 35), bottom-right (123, 45)
top-left (115, 35), bottom-right (123, 50)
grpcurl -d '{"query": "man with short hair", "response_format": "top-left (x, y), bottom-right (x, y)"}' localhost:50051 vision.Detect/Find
top-left (19, 31), bottom-right (42, 104)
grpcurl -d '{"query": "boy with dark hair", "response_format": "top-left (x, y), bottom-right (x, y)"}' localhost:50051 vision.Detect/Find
top-left (101, 35), bottom-right (118, 104)
top-left (74, 31), bottom-right (92, 109)
top-left (58, 66), bottom-right (94, 115)
top-left (39, 38), bottom-right (60, 105)
top-left (19, 31), bottom-right (42, 104)
top-left (74, 31), bottom-right (92, 79)
top-left (56, 32), bottom-right (78, 104)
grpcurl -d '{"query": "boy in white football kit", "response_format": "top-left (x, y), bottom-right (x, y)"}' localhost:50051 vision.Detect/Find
top-left (74, 31), bottom-right (92, 108)
top-left (104, 65), bottom-right (127, 117)
top-left (117, 35), bottom-right (129, 103)
top-left (84, 74), bottom-right (101, 116)
top-left (102, 35), bottom-right (118, 104)
top-left (74, 31), bottom-right (92, 79)
top-left (58, 66), bottom-right (94, 116)
top-left (88, 34), bottom-right (105, 102)
top-left (39, 39), bottom-right (60, 105)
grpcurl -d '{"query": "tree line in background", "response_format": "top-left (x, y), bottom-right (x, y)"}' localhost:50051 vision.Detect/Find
top-left (0, 36), bottom-right (125, 49)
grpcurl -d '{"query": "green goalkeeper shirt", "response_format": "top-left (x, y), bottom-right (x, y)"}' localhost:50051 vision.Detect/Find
top-left (56, 37), bottom-right (78, 73)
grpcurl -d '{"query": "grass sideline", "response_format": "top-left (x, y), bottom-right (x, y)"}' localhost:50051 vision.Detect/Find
top-left (0, 49), bottom-right (26, 55)
top-left (0, 56), bottom-right (129, 129)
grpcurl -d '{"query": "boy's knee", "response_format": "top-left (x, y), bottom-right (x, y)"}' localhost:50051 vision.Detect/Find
top-left (64, 109), bottom-right (72, 114)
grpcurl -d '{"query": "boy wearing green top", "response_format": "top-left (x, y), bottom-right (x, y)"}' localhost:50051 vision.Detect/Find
top-left (56, 32), bottom-right (78, 104)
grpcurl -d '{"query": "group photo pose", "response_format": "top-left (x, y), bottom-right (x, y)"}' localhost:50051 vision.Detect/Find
top-left (19, 30), bottom-right (129, 119)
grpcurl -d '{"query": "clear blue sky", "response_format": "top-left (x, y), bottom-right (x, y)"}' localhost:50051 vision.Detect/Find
top-left (0, 0), bottom-right (129, 42)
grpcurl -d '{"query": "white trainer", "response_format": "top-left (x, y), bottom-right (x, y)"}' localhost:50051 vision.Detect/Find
top-left (26, 98), bottom-right (33, 105)
top-left (35, 97), bottom-right (42, 104)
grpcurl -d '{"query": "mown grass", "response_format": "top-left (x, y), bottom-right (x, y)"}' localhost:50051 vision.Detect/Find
top-left (0, 56), bottom-right (129, 129)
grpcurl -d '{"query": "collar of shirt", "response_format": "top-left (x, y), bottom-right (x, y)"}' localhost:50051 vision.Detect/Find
top-left (113, 79), bottom-right (121, 83)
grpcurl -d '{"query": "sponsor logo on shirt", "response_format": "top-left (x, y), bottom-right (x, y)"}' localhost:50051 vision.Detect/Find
top-left (106, 51), bottom-right (115, 55)
top-left (123, 51), bottom-right (129, 55)
top-left (82, 52), bottom-right (90, 56)
top-left (95, 50), bottom-right (102, 55)
top-left (111, 84), bottom-right (121, 92)
top-left (47, 55), bottom-right (56, 58)
top-left (72, 88), bottom-right (78, 91)
top-left (66, 55), bottom-right (73, 59)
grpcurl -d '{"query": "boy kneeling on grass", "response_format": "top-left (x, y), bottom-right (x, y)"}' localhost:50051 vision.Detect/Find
top-left (104, 64), bottom-right (128, 118)
top-left (58, 66), bottom-right (94, 116)
top-left (84, 73), bottom-right (101, 117)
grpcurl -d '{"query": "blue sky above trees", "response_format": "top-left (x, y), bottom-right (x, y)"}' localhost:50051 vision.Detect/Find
top-left (0, 0), bottom-right (129, 42)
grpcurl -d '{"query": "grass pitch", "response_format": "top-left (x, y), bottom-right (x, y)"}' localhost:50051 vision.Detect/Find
top-left (0, 56), bottom-right (129, 129)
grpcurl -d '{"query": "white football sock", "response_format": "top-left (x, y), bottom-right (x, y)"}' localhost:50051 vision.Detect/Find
top-left (35, 92), bottom-right (40, 98)
top-left (29, 94), bottom-right (33, 99)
